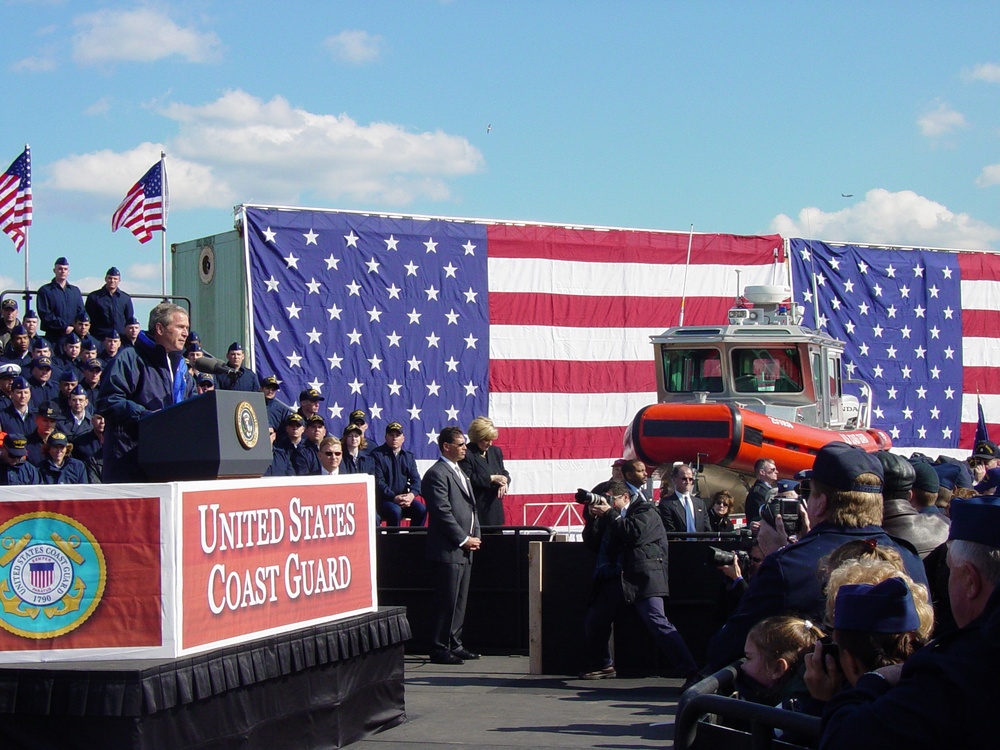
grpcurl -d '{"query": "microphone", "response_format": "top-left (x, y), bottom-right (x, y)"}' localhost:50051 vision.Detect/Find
top-left (191, 355), bottom-right (237, 377)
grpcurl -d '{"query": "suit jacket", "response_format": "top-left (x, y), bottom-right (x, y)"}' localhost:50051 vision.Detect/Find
top-left (658, 491), bottom-right (711, 533)
top-left (424, 458), bottom-right (479, 564)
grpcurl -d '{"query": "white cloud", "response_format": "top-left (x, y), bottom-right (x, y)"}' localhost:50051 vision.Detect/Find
top-left (10, 54), bottom-right (56, 72)
top-left (917, 103), bottom-right (967, 138)
top-left (966, 62), bottom-right (1000, 83)
top-left (325, 30), bottom-right (384, 65)
top-left (46, 90), bottom-right (484, 210)
top-left (770, 188), bottom-right (1000, 250)
top-left (162, 89), bottom-right (484, 205)
top-left (976, 164), bottom-right (1000, 188)
top-left (72, 8), bottom-right (221, 65)
top-left (47, 143), bottom-right (234, 210)
top-left (84, 96), bottom-right (112, 116)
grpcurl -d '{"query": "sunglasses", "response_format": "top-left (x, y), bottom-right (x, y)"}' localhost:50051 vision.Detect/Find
top-left (322, 451), bottom-right (343, 456)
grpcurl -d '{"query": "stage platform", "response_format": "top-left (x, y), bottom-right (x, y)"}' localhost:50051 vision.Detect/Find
top-left (0, 607), bottom-right (410, 750)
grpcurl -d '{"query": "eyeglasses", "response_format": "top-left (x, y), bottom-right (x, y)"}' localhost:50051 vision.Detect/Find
top-left (322, 451), bottom-right (342, 456)
top-left (676, 476), bottom-right (695, 482)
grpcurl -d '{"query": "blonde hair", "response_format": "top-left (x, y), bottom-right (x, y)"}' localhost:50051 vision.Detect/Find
top-left (824, 559), bottom-right (934, 642)
top-left (747, 615), bottom-right (825, 673)
top-left (818, 538), bottom-right (904, 583)
top-left (467, 416), bottom-right (498, 445)
top-left (811, 476), bottom-right (883, 527)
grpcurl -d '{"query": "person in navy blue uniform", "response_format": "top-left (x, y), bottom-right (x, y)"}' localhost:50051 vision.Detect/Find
top-left (85, 267), bottom-right (134, 341)
top-left (0, 433), bottom-right (41, 485)
top-left (195, 372), bottom-right (215, 394)
top-left (38, 431), bottom-right (89, 484)
top-left (0, 298), bottom-right (20, 347)
top-left (72, 413), bottom-right (105, 484)
top-left (25, 400), bottom-right (61, 467)
top-left (98, 330), bottom-right (121, 365)
top-left (53, 333), bottom-right (83, 377)
top-left (579, 479), bottom-right (699, 681)
top-left (264, 426), bottom-right (295, 477)
top-left (79, 359), bottom-right (102, 408)
top-left (371, 421), bottom-right (426, 526)
top-left (275, 412), bottom-right (306, 456)
top-left (707, 442), bottom-right (929, 671)
top-left (217, 342), bottom-right (258, 392)
top-left (71, 312), bottom-right (101, 352)
top-left (260, 375), bottom-right (293, 430)
top-left (810, 496), bottom-right (1000, 750)
top-left (122, 316), bottom-right (141, 348)
top-left (340, 423), bottom-right (373, 474)
top-left (0, 376), bottom-right (34, 435)
top-left (97, 302), bottom-right (195, 483)
top-left (36, 257), bottom-right (85, 345)
top-left (21, 309), bottom-right (41, 350)
top-left (58, 384), bottom-right (92, 442)
top-left (424, 426), bottom-right (481, 664)
top-left (0, 364), bottom-right (20, 409)
top-left (0, 324), bottom-right (32, 369)
top-left (292, 414), bottom-right (326, 476)
top-left (27, 357), bottom-right (58, 411)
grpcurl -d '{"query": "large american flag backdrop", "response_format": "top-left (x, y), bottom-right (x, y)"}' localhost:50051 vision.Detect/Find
top-left (790, 239), bottom-right (1000, 451)
top-left (244, 206), bottom-right (782, 523)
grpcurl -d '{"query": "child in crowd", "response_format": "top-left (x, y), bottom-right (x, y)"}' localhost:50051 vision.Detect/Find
top-left (738, 615), bottom-right (825, 706)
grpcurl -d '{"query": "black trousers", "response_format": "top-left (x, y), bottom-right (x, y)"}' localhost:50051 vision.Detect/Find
top-left (428, 557), bottom-right (473, 653)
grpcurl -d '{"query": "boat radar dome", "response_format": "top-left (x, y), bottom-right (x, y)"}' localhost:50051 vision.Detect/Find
top-left (728, 284), bottom-right (802, 326)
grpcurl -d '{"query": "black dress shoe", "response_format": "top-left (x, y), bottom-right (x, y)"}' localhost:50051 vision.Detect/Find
top-left (429, 650), bottom-right (464, 665)
top-left (452, 647), bottom-right (480, 660)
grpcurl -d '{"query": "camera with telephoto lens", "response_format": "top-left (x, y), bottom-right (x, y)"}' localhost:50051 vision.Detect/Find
top-left (706, 546), bottom-right (751, 569)
top-left (575, 489), bottom-right (610, 506)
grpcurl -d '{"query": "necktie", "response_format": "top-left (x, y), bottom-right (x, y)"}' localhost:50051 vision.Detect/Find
top-left (683, 494), bottom-right (696, 533)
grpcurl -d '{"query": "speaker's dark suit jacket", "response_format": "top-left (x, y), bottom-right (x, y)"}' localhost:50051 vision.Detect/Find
top-left (658, 491), bottom-right (711, 534)
top-left (424, 457), bottom-right (480, 652)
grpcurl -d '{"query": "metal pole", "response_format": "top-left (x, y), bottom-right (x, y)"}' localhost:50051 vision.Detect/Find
top-left (679, 224), bottom-right (694, 326)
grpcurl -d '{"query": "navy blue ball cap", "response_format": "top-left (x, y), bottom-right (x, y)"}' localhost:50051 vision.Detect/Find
top-left (3, 433), bottom-right (28, 457)
top-left (260, 375), bottom-right (280, 389)
top-left (776, 479), bottom-right (800, 494)
top-left (910, 460), bottom-right (940, 493)
top-left (949, 496), bottom-right (1000, 548)
top-left (84, 359), bottom-right (103, 371)
top-left (800, 442), bottom-right (884, 493)
top-left (1, 298), bottom-right (17, 309)
top-left (973, 440), bottom-right (1000, 460)
top-left (36, 401), bottom-right (62, 419)
top-left (196, 373), bottom-right (214, 385)
top-left (299, 389), bottom-right (324, 402)
top-left (31, 357), bottom-right (52, 370)
top-left (834, 577), bottom-right (921, 633)
top-left (48, 432), bottom-right (69, 447)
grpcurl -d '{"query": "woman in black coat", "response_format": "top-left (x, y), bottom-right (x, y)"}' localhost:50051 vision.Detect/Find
top-left (708, 490), bottom-right (736, 532)
top-left (459, 416), bottom-right (511, 526)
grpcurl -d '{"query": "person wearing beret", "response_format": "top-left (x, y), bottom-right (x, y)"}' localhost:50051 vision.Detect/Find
top-left (0, 433), bottom-right (42, 485)
top-left (39, 431), bottom-right (89, 485)
top-left (370, 421), bottom-right (426, 526)
top-left (217, 342), bottom-right (258, 392)
top-left (85, 267), bottom-right (135, 341)
top-left (815, 496), bottom-right (1000, 749)
top-left (706, 442), bottom-right (929, 671)
top-left (36, 257), bottom-right (85, 345)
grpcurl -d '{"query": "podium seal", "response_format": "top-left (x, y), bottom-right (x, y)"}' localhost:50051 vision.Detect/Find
top-left (235, 400), bottom-right (259, 450)
top-left (0, 512), bottom-right (108, 639)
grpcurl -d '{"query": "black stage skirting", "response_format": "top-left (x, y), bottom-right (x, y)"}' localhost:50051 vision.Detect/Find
top-left (0, 607), bottom-right (410, 750)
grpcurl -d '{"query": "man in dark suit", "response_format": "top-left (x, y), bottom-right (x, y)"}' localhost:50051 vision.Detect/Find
top-left (424, 425), bottom-right (481, 665)
top-left (744, 457), bottom-right (779, 523)
top-left (658, 462), bottom-right (711, 533)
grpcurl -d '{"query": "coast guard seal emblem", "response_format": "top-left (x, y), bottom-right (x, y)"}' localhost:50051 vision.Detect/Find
top-left (0, 512), bottom-right (107, 639)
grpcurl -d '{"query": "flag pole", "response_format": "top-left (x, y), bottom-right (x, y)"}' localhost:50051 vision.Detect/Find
top-left (678, 224), bottom-right (694, 326)
top-left (160, 151), bottom-right (168, 299)
top-left (22, 144), bottom-right (31, 310)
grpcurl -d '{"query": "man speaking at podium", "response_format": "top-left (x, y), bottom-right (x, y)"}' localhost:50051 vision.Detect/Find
top-left (97, 302), bottom-right (195, 482)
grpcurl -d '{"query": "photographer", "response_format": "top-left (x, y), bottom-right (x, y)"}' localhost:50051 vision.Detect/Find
top-left (578, 480), bottom-right (699, 682)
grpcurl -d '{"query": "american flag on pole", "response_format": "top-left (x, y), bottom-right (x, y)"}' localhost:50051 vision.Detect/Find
top-left (790, 239), bottom-right (1000, 451)
top-left (244, 206), bottom-right (782, 521)
top-left (112, 160), bottom-right (167, 243)
top-left (0, 147), bottom-right (32, 252)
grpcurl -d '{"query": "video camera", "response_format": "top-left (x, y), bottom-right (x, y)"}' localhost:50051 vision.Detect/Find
top-left (761, 496), bottom-right (802, 537)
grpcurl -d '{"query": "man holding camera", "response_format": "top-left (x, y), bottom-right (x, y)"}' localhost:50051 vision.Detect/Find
top-left (579, 480), bottom-right (699, 681)
top-left (706, 442), bottom-right (929, 671)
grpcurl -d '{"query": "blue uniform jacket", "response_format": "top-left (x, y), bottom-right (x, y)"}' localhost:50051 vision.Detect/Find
top-left (1, 461), bottom-right (41, 485)
top-left (0, 404), bottom-right (34, 435)
top-left (96, 331), bottom-right (195, 482)
top-left (37, 279), bottom-right (85, 341)
top-left (707, 522), bottom-right (929, 670)
top-left (820, 586), bottom-right (1000, 750)
top-left (85, 286), bottom-right (134, 340)
top-left (265, 445), bottom-right (295, 477)
top-left (40, 457), bottom-right (89, 484)
top-left (217, 366), bottom-right (259, 393)
top-left (265, 396), bottom-right (294, 431)
top-left (370, 443), bottom-right (422, 502)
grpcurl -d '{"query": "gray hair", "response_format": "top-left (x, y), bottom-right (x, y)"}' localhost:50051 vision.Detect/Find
top-left (949, 539), bottom-right (1000, 587)
top-left (148, 302), bottom-right (187, 331)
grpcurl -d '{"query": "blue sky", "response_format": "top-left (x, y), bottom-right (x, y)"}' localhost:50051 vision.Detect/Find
top-left (4, 1), bottom-right (1000, 301)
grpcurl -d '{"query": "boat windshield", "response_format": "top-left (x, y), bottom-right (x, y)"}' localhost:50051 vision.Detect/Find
top-left (662, 348), bottom-right (724, 393)
top-left (732, 348), bottom-right (803, 393)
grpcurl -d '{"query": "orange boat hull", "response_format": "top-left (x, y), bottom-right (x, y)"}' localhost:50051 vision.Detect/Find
top-left (628, 402), bottom-right (891, 477)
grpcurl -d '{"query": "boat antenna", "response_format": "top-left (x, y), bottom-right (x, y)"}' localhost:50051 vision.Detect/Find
top-left (735, 269), bottom-right (742, 299)
top-left (678, 224), bottom-right (694, 326)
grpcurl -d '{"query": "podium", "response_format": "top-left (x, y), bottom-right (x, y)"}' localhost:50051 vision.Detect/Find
top-left (138, 390), bottom-right (273, 481)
